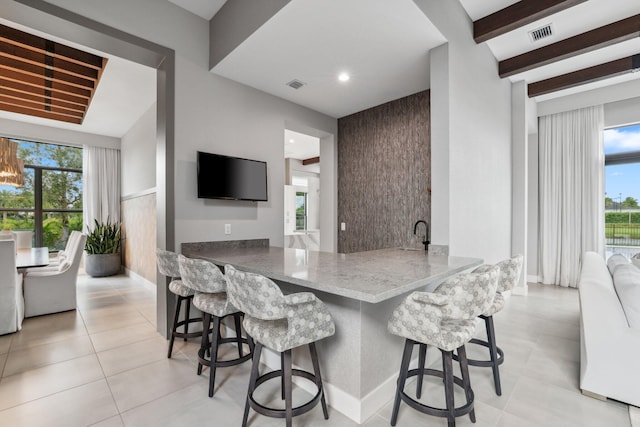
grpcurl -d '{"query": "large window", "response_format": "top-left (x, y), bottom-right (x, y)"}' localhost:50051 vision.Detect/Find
top-left (604, 124), bottom-right (640, 256)
top-left (0, 139), bottom-right (82, 251)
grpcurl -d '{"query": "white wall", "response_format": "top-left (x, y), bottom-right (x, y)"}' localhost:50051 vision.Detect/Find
top-left (414, 0), bottom-right (513, 263)
top-left (121, 103), bottom-right (156, 196)
top-left (31, 0), bottom-right (337, 251)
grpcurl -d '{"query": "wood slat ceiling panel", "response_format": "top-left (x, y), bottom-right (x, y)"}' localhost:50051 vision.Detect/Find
top-left (0, 23), bottom-right (106, 124)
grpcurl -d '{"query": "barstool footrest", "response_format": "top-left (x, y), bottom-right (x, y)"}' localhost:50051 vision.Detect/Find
top-left (197, 336), bottom-right (252, 367)
top-left (453, 338), bottom-right (504, 367)
top-left (248, 369), bottom-right (324, 418)
top-left (173, 317), bottom-right (206, 339)
top-left (400, 367), bottom-right (474, 418)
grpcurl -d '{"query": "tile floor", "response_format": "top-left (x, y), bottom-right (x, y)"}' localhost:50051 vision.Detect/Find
top-left (0, 273), bottom-right (632, 426)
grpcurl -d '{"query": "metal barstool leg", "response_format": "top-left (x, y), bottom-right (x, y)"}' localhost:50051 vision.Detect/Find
top-left (442, 350), bottom-right (455, 427)
top-left (167, 296), bottom-right (183, 358)
top-left (184, 297), bottom-right (191, 341)
top-left (457, 345), bottom-right (476, 423)
top-left (485, 315), bottom-right (502, 396)
top-left (208, 316), bottom-right (221, 397)
top-left (391, 339), bottom-right (414, 426)
top-left (309, 342), bottom-right (329, 419)
top-left (283, 349), bottom-right (293, 427)
top-left (243, 342), bottom-right (263, 427)
top-left (280, 352), bottom-right (286, 400)
top-left (416, 343), bottom-right (427, 399)
top-left (198, 312), bottom-right (211, 375)
top-left (234, 313), bottom-right (243, 358)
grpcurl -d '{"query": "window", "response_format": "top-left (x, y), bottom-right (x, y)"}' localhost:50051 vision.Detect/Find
top-left (604, 124), bottom-right (640, 256)
top-left (0, 139), bottom-right (82, 251)
top-left (295, 191), bottom-right (307, 231)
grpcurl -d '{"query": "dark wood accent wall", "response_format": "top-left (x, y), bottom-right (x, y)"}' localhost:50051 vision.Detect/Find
top-left (338, 90), bottom-right (430, 253)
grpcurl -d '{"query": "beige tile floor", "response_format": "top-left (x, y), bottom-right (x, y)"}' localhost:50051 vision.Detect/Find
top-left (0, 273), bottom-right (632, 426)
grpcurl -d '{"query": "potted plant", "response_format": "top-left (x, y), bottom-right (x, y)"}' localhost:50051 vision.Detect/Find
top-left (84, 218), bottom-right (122, 277)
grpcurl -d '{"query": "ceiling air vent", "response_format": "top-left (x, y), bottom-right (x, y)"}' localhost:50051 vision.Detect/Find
top-left (286, 79), bottom-right (306, 90)
top-left (528, 24), bottom-right (553, 42)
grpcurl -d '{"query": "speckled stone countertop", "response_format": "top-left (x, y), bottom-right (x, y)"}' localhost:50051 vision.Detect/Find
top-left (184, 246), bottom-right (482, 303)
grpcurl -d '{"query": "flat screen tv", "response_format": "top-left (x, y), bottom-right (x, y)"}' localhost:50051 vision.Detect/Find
top-left (197, 151), bottom-right (268, 201)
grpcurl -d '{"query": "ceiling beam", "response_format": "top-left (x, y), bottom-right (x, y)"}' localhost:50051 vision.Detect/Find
top-left (0, 101), bottom-right (82, 124)
top-left (528, 54), bottom-right (640, 97)
top-left (500, 14), bottom-right (640, 77)
top-left (0, 77), bottom-right (88, 105)
top-left (0, 23), bottom-right (103, 69)
top-left (302, 156), bottom-right (320, 165)
top-left (474, 0), bottom-right (586, 44)
top-left (0, 42), bottom-right (99, 81)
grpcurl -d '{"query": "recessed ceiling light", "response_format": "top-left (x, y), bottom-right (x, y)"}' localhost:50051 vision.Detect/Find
top-left (338, 72), bottom-right (350, 82)
top-left (288, 139), bottom-right (295, 143)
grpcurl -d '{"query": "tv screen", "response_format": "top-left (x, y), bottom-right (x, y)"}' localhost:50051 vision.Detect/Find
top-left (197, 151), bottom-right (268, 201)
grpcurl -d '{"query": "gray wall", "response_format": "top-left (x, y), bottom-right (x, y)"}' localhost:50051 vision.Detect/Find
top-left (121, 102), bottom-right (156, 197)
top-left (337, 91), bottom-right (430, 253)
top-left (32, 0), bottom-right (338, 252)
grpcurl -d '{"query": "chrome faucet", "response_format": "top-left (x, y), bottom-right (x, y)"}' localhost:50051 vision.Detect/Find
top-left (413, 220), bottom-right (430, 251)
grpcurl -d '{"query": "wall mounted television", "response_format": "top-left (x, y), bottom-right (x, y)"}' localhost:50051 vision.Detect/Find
top-left (197, 151), bottom-right (268, 201)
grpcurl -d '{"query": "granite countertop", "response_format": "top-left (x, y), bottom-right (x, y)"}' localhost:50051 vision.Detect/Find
top-left (184, 246), bottom-right (482, 303)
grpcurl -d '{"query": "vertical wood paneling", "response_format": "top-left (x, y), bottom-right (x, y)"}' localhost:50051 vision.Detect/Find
top-left (338, 91), bottom-right (430, 253)
top-left (121, 192), bottom-right (157, 283)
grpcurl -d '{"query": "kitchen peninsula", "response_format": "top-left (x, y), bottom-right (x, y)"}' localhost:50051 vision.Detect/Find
top-left (182, 242), bottom-right (481, 423)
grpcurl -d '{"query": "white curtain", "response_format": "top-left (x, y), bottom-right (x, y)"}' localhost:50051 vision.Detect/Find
top-left (83, 146), bottom-right (120, 231)
top-left (539, 105), bottom-right (604, 287)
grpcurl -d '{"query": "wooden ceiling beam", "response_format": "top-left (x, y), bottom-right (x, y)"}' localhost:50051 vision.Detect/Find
top-left (474, 0), bottom-right (587, 44)
top-left (0, 56), bottom-right (94, 89)
top-left (0, 69), bottom-right (92, 98)
top-left (0, 87), bottom-right (86, 113)
top-left (528, 54), bottom-right (640, 97)
top-left (0, 41), bottom-right (98, 81)
top-left (302, 156), bottom-right (320, 165)
top-left (0, 94), bottom-right (84, 117)
top-left (0, 23), bottom-right (103, 69)
top-left (0, 101), bottom-right (82, 124)
top-left (0, 77), bottom-right (88, 105)
top-left (500, 14), bottom-right (640, 78)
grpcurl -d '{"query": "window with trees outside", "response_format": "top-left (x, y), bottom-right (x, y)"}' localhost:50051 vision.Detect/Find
top-left (604, 124), bottom-right (640, 257)
top-left (0, 139), bottom-right (82, 251)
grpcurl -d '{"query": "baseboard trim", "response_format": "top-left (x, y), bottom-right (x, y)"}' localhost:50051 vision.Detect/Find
top-left (123, 267), bottom-right (156, 291)
top-left (581, 389), bottom-right (607, 401)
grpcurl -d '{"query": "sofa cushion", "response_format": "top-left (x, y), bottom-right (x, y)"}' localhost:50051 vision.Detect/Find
top-left (607, 254), bottom-right (629, 275)
top-left (612, 263), bottom-right (640, 328)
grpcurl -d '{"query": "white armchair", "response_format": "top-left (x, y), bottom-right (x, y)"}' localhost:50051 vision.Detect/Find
top-left (23, 233), bottom-right (87, 317)
top-left (0, 240), bottom-right (24, 335)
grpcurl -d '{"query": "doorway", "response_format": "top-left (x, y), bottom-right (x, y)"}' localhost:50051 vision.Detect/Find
top-left (284, 129), bottom-right (320, 251)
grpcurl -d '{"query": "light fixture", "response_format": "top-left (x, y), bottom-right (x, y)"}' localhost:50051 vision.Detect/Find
top-left (289, 139), bottom-right (295, 143)
top-left (338, 72), bottom-right (350, 82)
top-left (0, 138), bottom-right (25, 187)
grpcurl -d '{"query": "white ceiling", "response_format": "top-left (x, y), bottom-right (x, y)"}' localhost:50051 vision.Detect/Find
top-left (211, 0), bottom-right (446, 119)
top-left (458, 0), bottom-right (640, 101)
top-left (0, 19), bottom-right (157, 139)
top-left (284, 129), bottom-right (319, 160)
top-left (176, 0), bottom-right (640, 111)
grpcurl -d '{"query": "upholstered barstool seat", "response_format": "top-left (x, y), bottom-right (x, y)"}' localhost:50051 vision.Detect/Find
top-left (225, 264), bottom-right (335, 427)
top-left (388, 267), bottom-right (499, 427)
top-left (169, 280), bottom-right (194, 298)
top-left (178, 255), bottom-right (252, 398)
top-left (156, 248), bottom-right (203, 359)
top-left (456, 255), bottom-right (523, 396)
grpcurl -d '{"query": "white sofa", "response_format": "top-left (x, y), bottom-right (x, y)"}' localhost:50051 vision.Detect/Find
top-left (579, 251), bottom-right (640, 406)
top-left (0, 240), bottom-right (24, 335)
